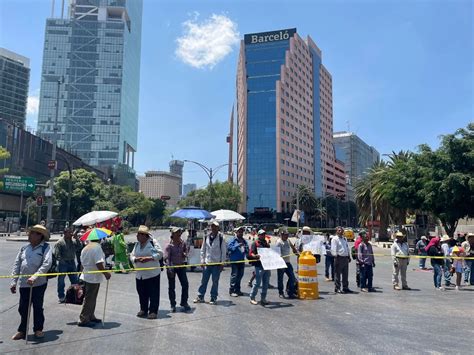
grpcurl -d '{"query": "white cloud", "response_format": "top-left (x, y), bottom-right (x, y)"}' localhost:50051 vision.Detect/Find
top-left (176, 13), bottom-right (240, 69)
top-left (27, 93), bottom-right (39, 115)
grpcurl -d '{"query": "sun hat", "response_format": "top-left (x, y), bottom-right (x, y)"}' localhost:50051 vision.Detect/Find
top-left (302, 226), bottom-right (313, 233)
top-left (209, 221), bottom-right (220, 227)
top-left (421, 236), bottom-right (427, 240)
top-left (170, 226), bottom-right (183, 234)
top-left (395, 231), bottom-right (404, 237)
top-left (137, 225), bottom-right (152, 237)
top-left (279, 227), bottom-right (289, 234)
top-left (234, 226), bottom-right (245, 232)
top-left (440, 235), bottom-right (450, 242)
top-left (257, 229), bottom-right (266, 235)
top-left (29, 224), bottom-right (50, 241)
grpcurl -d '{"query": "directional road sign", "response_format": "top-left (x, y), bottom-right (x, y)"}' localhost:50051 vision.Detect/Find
top-left (2, 175), bottom-right (36, 192)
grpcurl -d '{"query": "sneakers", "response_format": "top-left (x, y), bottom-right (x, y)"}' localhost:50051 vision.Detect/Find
top-left (438, 286), bottom-right (445, 291)
top-left (171, 306), bottom-right (177, 313)
top-left (260, 300), bottom-right (269, 306)
top-left (325, 277), bottom-right (331, 282)
top-left (361, 288), bottom-right (368, 292)
top-left (58, 297), bottom-right (66, 304)
top-left (147, 313), bottom-right (157, 319)
top-left (455, 286), bottom-right (460, 291)
top-left (34, 331), bottom-right (44, 338)
top-left (209, 298), bottom-right (217, 305)
top-left (11, 332), bottom-right (25, 340)
top-left (182, 304), bottom-right (192, 312)
top-left (193, 297), bottom-right (204, 303)
top-left (136, 310), bottom-right (147, 318)
top-left (250, 299), bottom-right (258, 305)
top-left (279, 293), bottom-right (285, 299)
top-left (230, 292), bottom-right (239, 297)
top-left (393, 285), bottom-right (401, 290)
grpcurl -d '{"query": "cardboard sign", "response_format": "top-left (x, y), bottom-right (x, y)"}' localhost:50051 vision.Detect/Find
top-left (257, 248), bottom-right (287, 270)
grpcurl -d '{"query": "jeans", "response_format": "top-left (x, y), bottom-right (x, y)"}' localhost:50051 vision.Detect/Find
top-left (359, 264), bottom-right (373, 289)
top-left (57, 260), bottom-right (79, 299)
top-left (167, 268), bottom-right (189, 307)
top-left (18, 284), bottom-right (47, 333)
top-left (198, 265), bottom-right (221, 300)
top-left (444, 259), bottom-right (452, 286)
top-left (325, 255), bottom-right (334, 279)
top-left (229, 263), bottom-right (245, 294)
top-left (250, 266), bottom-right (271, 301)
top-left (277, 262), bottom-right (296, 296)
top-left (136, 274), bottom-right (160, 314)
top-left (418, 252), bottom-right (427, 268)
top-left (432, 263), bottom-right (443, 288)
top-left (465, 259), bottom-right (474, 285)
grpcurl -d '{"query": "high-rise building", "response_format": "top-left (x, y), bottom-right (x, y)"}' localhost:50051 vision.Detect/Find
top-left (183, 183), bottom-right (197, 196)
top-left (0, 48), bottom-right (30, 128)
top-left (169, 160), bottom-right (184, 195)
top-left (37, 0), bottom-right (143, 169)
top-left (236, 28), bottom-right (345, 215)
top-left (333, 131), bottom-right (380, 201)
top-left (139, 171), bottom-right (181, 207)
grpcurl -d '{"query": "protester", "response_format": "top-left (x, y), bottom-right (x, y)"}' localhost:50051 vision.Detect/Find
top-left (275, 227), bottom-right (298, 299)
top-left (10, 225), bottom-right (52, 340)
top-left (54, 227), bottom-right (80, 303)
top-left (415, 236), bottom-right (428, 269)
top-left (227, 226), bottom-right (249, 297)
top-left (78, 235), bottom-right (111, 326)
top-left (297, 226), bottom-right (321, 263)
top-left (164, 227), bottom-right (191, 312)
top-left (425, 236), bottom-right (444, 290)
top-left (248, 229), bottom-right (271, 305)
top-left (194, 221), bottom-right (227, 305)
top-left (357, 231), bottom-right (376, 292)
top-left (353, 232), bottom-right (364, 288)
top-left (391, 232), bottom-right (411, 291)
top-left (440, 235), bottom-right (453, 287)
top-left (331, 226), bottom-right (353, 294)
top-left (461, 233), bottom-right (474, 285)
top-left (74, 229), bottom-right (85, 271)
top-left (324, 233), bottom-right (334, 281)
top-left (130, 225), bottom-right (163, 319)
top-left (112, 226), bottom-right (130, 273)
top-left (450, 246), bottom-right (466, 291)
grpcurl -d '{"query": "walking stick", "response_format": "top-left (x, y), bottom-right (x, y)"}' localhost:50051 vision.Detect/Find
top-left (102, 279), bottom-right (109, 327)
top-left (25, 285), bottom-right (33, 345)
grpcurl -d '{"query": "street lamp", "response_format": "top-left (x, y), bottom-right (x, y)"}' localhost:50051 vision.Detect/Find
top-left (57, 153), bottom-right (73, 226)
top-left (183, 160), bottom-right (235, 211)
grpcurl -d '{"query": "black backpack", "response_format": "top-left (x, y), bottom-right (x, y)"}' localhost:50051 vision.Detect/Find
top-left (65, 284), bottom-right (84, 305)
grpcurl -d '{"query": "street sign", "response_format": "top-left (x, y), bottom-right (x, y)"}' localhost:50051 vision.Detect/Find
top-left (160, 195), bottom-right (171, 200)
top-left (48, 160), bottom-right (57, 170)
top-left (3, 175), bottom-right (36, 192)
top-left (36, 196), bottom-right (43, 207)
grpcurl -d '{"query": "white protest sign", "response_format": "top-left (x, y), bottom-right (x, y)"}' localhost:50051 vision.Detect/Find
top-left (257, 248), bottom-right (287, 270)
top-left (302, 235), bottom-right (326, 255)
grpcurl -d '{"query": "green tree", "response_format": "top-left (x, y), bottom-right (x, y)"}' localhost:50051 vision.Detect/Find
top-left (0, 146), bottom-right (10, 190)
top-left (178, 181), bottom-right (242, 211)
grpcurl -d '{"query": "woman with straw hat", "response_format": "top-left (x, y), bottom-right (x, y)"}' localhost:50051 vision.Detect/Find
top-left (10, 225), bottom-right (53, 340)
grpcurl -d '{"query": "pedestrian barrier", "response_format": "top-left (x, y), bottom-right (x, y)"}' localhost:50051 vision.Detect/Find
top-left (297, 251), bottom-right (319, 300)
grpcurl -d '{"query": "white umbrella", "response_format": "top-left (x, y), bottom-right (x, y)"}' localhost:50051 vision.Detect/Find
top-left (72, 210), bottom-right (118, 226)
top-left (210, 209), bottom-right (245, 222)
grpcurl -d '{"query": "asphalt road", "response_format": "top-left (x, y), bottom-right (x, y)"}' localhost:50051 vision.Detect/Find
top-left (0, 230), bottom-right (472, 354)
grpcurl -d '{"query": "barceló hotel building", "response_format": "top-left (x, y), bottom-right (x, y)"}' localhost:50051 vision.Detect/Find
top-left (236, 28), bottom-right (346, 216)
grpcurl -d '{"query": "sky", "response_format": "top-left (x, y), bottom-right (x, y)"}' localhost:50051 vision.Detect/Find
top-left (0, 0), bottom-right (472, 188)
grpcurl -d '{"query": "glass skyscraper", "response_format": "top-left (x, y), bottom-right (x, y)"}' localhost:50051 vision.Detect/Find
top-left (0, 48), bottom-right (30, 128)
top-left (237, 28), bottom-right (346, 215)
top-left (37, 0), bottom-right (143, 169)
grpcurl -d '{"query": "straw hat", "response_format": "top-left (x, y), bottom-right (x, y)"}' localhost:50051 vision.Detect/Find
top-left (234, 226), bottom-right (245, 232)
top-left (209, 221), bottom-right (220, 227)
top-left (170, 226), bottom-right (183, 234)
top-left (29, 224), bottom-right (50, 241)
top-left (302, 226), bottom-right (313, 233)
top-left (257, 229), bottom-right (266, 235)
top-left (440, 235), bottom-right (450, 242)
top-left (395, 231), bottom-right (404, 237)
top-left (137, 225), bottom-right (152, 237)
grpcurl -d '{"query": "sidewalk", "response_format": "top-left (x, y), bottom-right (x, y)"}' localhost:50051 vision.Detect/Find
top-left (4, 232), bottom-right (62, 242)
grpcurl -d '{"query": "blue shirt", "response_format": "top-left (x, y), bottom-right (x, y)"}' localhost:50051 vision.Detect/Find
top-left (227, 236), bottom-right (249, 262)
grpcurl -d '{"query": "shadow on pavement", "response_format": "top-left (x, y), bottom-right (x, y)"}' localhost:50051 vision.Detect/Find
top-left (28, 330), bottom-right (63, 344)
top-left (214, 300), bottom-right (236, 307)
top-left (263, 302), bottom-right (294, 310)
top-left (100, 322), bottom-right (121, 329)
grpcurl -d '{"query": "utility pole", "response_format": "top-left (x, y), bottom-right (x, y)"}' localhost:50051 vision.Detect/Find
top-left (369, 178), bottom-right (374, 239)
top-left (46, 78), bottom-right (62, 231)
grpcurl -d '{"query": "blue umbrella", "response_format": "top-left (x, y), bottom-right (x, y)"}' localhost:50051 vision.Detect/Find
top-left (170, 207), bottom-right (215, 220)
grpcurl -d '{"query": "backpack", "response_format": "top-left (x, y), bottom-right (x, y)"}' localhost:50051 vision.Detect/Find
top-left (21, 243), bottom-right (57, 279)
top-left (65, 284), bottom-right (84, 305)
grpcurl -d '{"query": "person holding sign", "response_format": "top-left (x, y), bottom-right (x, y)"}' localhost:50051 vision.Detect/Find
top-left (248, 230), bottom-right (271, 306)
top-left (275, 228), bottom-right (298, 299)
top-left (227, 226), bottom-right (249, 297)
top-left (297, 226), bottom-right (322, 263)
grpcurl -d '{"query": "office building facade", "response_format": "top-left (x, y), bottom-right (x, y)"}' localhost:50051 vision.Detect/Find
top-left (0, 48), bottom-right (30, 128)
top-left (37, 0), bottom-right (143, 169)
top-left (169, 160), bottom-right (184, 195)
top-left (139, 171), bottom-right (181, 207)
top-left (333, 131), bottom-right (380, 201)
top-left (236, 28), bottom-right (345, 215)
top-left (183, 183), bottom-right (197, 196)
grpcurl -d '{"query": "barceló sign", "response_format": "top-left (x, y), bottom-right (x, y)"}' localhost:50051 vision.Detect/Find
top-left (244, 28), bottom-right (297, 45)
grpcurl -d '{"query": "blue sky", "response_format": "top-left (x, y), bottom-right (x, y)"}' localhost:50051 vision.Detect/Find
top-left (0, 0), bottom-right (472, 188)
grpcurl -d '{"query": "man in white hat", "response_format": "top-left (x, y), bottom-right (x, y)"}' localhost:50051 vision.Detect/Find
top-left (391, 231), bottom-right (411, 290)
top-left (10, 225), bottom-right (53, 340)
top-left (440, 235), bottom-right (454, 287)
top-left (194, 221), bottom-right (227, 305)
top-left (462, 233), bottom-right (474, 285)
top-left (248, 229), bottom-right (272, 305)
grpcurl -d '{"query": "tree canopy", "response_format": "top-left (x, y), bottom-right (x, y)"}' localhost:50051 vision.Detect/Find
top-left (178, 181), bottom-right (242, 212)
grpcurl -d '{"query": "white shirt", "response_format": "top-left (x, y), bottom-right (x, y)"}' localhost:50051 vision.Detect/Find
top-left (441, 243), bottom-right (450, 257)
top-left (331, 235), bottom-right (349, 257)
top-left (391, 241), bottom-right (410, 262)
top-left (80, 243), bottom-right (106, 284)
top-left (131, 238), bottom-right (163, 280)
